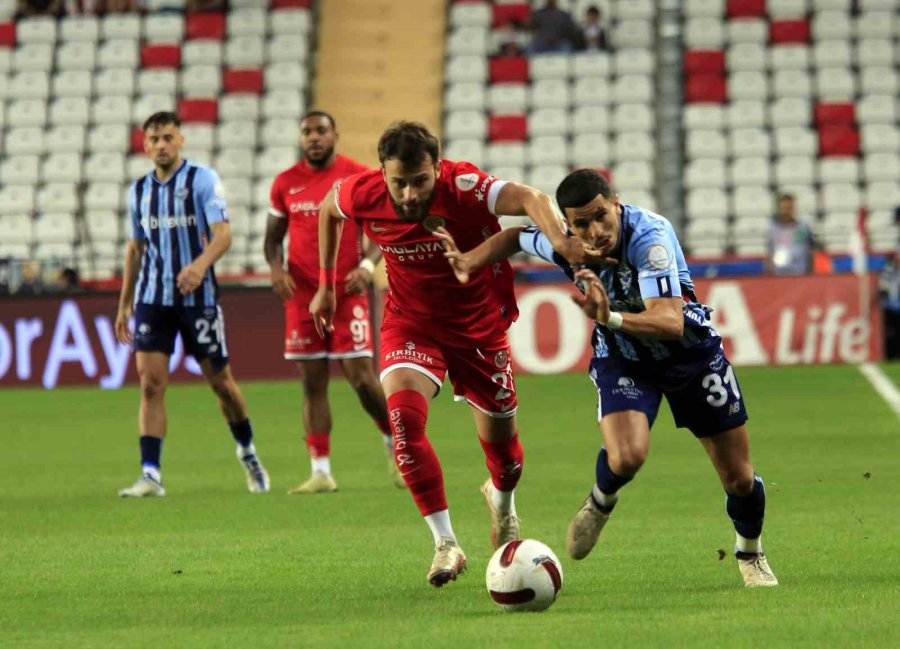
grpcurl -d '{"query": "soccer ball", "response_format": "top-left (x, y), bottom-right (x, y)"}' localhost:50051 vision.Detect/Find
top-left (485, 539), bottom-right (564, 612)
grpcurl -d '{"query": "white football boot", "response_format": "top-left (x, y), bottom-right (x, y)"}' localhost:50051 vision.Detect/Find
top-left (480, 479), bottom-right (521, 549)
top-left (237, 447), bottom-right (270, 493)
top-left (427, 537), bottom-right (467, 588)
top-left (737, 552), bottom-right (779, 587)
top-left (566, 496), bottom-right (611, 560)
top-left (287, 471), bottom-right (337, 494)
top-left (118, 473), bottom-right (165, 498)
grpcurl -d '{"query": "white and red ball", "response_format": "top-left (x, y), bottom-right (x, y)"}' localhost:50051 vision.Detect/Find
top-left (485, 539), bottom-right (564, 612)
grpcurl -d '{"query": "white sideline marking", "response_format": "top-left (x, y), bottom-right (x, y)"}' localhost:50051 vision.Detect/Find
top-left (858, 363), bottom-right (900, 420)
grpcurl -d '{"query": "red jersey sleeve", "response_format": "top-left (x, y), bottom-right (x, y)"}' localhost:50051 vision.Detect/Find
top-left (268, 173), bottom-right (287, 218)
top-left (334, 169), bottom-right (380, 221)
top-left (443, 160), bottom-right (509, 218)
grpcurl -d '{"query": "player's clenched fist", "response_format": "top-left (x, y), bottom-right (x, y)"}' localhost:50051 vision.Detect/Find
top-left (572, 268), bottom-right (611, 325)
top-left (176, 261), bottom-right (206, 295)
top-left (309, 285), bottom-right (336, 338)
top-left (114, 305), bottom-right (133, 345)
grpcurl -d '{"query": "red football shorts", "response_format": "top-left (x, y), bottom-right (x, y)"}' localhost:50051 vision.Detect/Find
top-left (284, 291), bottom-right (373, 360)
top-left (379, 316), bottom-right (518, 418)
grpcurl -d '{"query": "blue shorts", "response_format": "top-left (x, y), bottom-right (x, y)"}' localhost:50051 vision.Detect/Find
top-left (133, 303), bottom-right (230, 372)
top-left (589, 350), bottom-right (748, 438)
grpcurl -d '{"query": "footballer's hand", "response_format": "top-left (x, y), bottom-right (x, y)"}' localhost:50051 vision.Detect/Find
top-left (434, 227), bottom-right (471, 284)
top-left (271, 266), bottom-right (296, 301)
top-left (114, 305), bottom-right (133, 345)
top-left (557, 236), bottom-right (617, 267)
top-left (344, 267), bottom-right (372, 295)
top-left (309, 286), bottom-right (336, 338)
top-left (176, 262), bottom-right (206, 295)
top-left (572, 268), bottom-right (611, 324)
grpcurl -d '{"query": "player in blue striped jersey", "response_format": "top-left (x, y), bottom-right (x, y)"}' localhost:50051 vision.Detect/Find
top-left (114, 111), bottom-right (270, 497)
top-left (438, 169), bottom-right (778, 588)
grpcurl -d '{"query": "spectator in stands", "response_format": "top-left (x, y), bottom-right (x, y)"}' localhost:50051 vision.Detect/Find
top-left (17, 0), bottom-right (63, 16)
top-left (56, 267), bottom-right (85, 294)
top-left (496, 18), bottom-right (529, 57)
top-left (580, 5), bottom-right (608, 51)
top-left (529, 0), bottom-right (580, 54)
top-left (15, 262), bottom-right (43, 297)
top-left (767, 193), bottom-right (821, 275)
top-left (879, 251), bottom-right (900, 360)
top-left (63, 0), bottom-right (101, 13)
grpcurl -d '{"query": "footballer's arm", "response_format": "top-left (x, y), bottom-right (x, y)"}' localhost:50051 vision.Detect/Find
top-left (114, 239), bottom-right (143, 344)
top-left (309, 188), bottom-right (344, 335)
top-left (177, 221), bottom-right (231, 295)
top-left (263, 215), bottom-right (296, 300)
top-left (436, 226), bottom-right (525, 284)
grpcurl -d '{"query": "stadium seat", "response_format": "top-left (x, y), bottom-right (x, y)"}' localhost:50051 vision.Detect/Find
top-left (10, 71), bottom-right (50, 100)
top-left (228, 8), bottom-right (267, 37)
top-left (447, 27), bottom-right (490, 57)
top-left (226, 36), bottom-right (266, 68)
top-left (613, 161), bottom-right (654, 191)
top-left (573, 78), bottom-right (610, 106)
top-left (183, 40), bottom-right (223, 66)
top-left (88, 124), bottom-right (129, 153)
top-left (729, 71), bottom-right (768, 101)
top-left (223, 69), bottom-right (264, 94)
top-left (612, 75), bottom-right (653, 104)
top-left (56, 41), bottom-right (96, 71)
top-left (863, 153), bottom-right (900, 183)
top-left (37, 183), bottom-right (78, 213)
top-left (860, 124), bottom-right (899, 154)
top-left (613, 103), bottom-right (654, 132)
top-left (252, 179), bottom-right (270, 212)
top-left (818, 158), bottom-right (859, 183)
top-left (132, 94), bottom-right (177, 124)
top-left (179, 124), bottom-right (215, 152)
top-left (186, 12), bottom-right (226, 40)
top-left (777, 184), bottom-right (818, 215)
top-left (613, 132), bottom-right (655, 162)
top-left (17, 16), bottom-right (56, 43)
top-left (531, 79), bottom-right (570, 110)
top-left (854, 11), bottom-right (895, 39)
top-left (46, 125), bottom-right (85, 154)
top-left (84, 183), bottom-right (121, 211)
top-left (265, 62), bottom-right (307, 91)
top-left (215, 149), bottom-right (253, 179)
top-left (769, 97), bottom-right (811, 127)
top-left (262, 90), bottom-right (304, 119)
top-left (445, 110), bottom-right (487, 140)
top-left (572, 52), bottom-right (611, 78)
top-left (14, 43), bottom-right (53, 71)
top-left (726, 43), bottom-right (765, 71)
top-left (145, 14), bottom-right (185, 43)
top-left (856, 39), bottom-right (894, 67)
top-left (615, 49), bottom-right (655, 76)
top-left (684, 0), bottom-right (726, 16)
top-left (813, 11), bottom-right (851, 40)
top-left (256, 147), bottom-right (297, 180)
top-left (138, 70), bottom-right (178, 96)
top-left (526, 136), bottom-right (568, 166)
top-left (813, 39), bottom-right (851, 69)
top-left (220, 95), bottom-right (259, 121)
top-left (34, 214), bottom-right (76, 245)
top-left (775, 126), bottom-right (818, 156)
top-left (490, 57), bottom-right (528, 84)
top-left (686, 188), bottom-right (729, 219)
top-left (814, 102), bottom-right (854, 127)
top-left (84, 210), bottom-right (120, 243)
top-left (686, 74), bottom-right (727, 103)
top-left (611, 20), bottom-right (654, 49)
top-left (726, 18), bottom-right (767, 43)
top-left (769, 20), bottom-right (810, 44)
top-left (819, 124), bottom-right (860, 156)
top-left (730, 128), bottom-right (771, 157)
top-left (61, 16), bottom-right (99, 42)
top-left (54, 70), bottom-right (92, 99)
top-left (0, 185), bottom-right (34, 215)
top-left (730, 157), bottom-right (770, 186)
top-left (860, 67), bottom-right (897, 97)
top-left (267, 34), bottom-right (308, 64)
top-left (92, 96), bottom-right (131, 125)
top-left (864, 182), bottom-right (900, 211)
top-left (526, 165), bottom-right (568, 195)
top-left (179, 98), bottom-right (218, 124)
top-left (683, 104), bottom-right (724, 130)
top-left (270, 8), bottom-right (312, 35)
top-left (820, 182), bottom-right (862, 213)
top-left (0, 214), bottom-right (31, 246)
top-left (775, 155), bottom-right (816, 185)
top-left (732, 185), bottom-right (773, 218)
top-left (5, 127), bottom-right (45, 155)
top-left (7, 99), bottom-right (46, 128)
top-left (572, 105), bottom-right (610, 133)
top-left (530, 54), bottom-right (571, 80)
top-left (217, 121), bottom-right (257, 150)
top-left (449, 2), bottom-right (491, 28)
top-left (685, 158), bottom-right (727, 189)
top-left (142, 44), bottom-right (181, 69)
top-left (816, 68), bottom-right (856, 100)
top-left (488, 84), bottom-right (529, 113)
top-left (684, 49), bottom-right (725, 75)
top-left (259, 119), bottom-right (297, 147)
top-left (768, 0), bottom-right (809, 17)
top-left (0, 155), bottom-right (39, 185)
top-left (488, 165), bottom-right (525, 185)
top-left (182, 149), bottom-right (212, 167)
top-left (41, 153), bottom-right (82, 184)
top-left (181, 65), bottom-right (222, 97)
top-left (686, 129), bottom-right (727, 158)
top-left (443, 139), bottom-right (485, 166)
top-left (772, 69), bottom-right (812, 98)
top-left (492, 2), bottom-right (530, 28)
top-left (445, 83), bottom-right (486, 111)
top-left (727, 101), bottom-right (766, 129)
top-left (221, 177), bottom-right (252, 208)
top-left (446, 55), bottom-right (489, 85)
top-left (97, 39), bottom-right (140, 70)
top-left (769, 44), bottom-right (809, 70)
top-left (85, 153), bottom-right (126, 183)
top-left (487, 142), bottom-right (527, 168)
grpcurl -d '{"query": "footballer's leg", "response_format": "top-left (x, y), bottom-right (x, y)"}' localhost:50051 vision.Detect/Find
top-left (201, 360), bottom-right (270, 494)
top-left (700, 425), bottom-right (777, 587)
top-left (340, 356), bottom-right (405, 488)
top-left (288, 358), bottom-right (338, 494)
top-left (472, 409), bottom-right (523, 550)
top-left (119, 350), bottom-right (169, 497)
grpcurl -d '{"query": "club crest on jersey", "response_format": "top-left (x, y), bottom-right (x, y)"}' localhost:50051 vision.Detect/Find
top-left (138, 323), bottom-right (151, 335)
top-left (422, 214), bottom-right (446, 233)
top-left (352, 305), bottom-right (365, 319)
top-left (493, 350), bottom-right (508, 368)
top-left (709, 353), bottom-right (725, 371)
top-left (204, 308), bottom-right (216, 318)
top-left (405, 341), bottom-right (416, 351)
top-left (175, 187), bottom-right (190, 200)
top-left (455, 173), bottom-right (479, 192)
top-left (647, 244), bottom-right (670, 270)
top-left (617, 377), bottom-right (635, 388)
top-left (617, 266), bottom-right (633, 292)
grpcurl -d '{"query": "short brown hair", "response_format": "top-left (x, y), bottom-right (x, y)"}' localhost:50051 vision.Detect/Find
top-left (143, 111), bottom-right (181, 131)
top-left (377, 121), bottom-right (440, 167)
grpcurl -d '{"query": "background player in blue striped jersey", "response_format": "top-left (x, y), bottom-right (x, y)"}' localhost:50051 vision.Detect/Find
top-left (114, 111), bottom-right (270, 497)
top-left (438, 168), bottom-right (778, 588)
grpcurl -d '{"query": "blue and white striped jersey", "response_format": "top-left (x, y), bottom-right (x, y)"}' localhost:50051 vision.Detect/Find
top-left (520, 204), bottom-right (723, 386)
top-left (129, 160), bottom-right (228, 307)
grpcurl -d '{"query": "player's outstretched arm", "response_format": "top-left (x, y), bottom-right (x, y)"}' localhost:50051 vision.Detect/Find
top-left (309, 187), bottom-right (343, 336)
top-left (493, 183), bottom-right (609, 266)
top-left (177, 221), bottom-right (231, 295)
top-left (263, 215), bottom-right (295, 300)
top-left (115, 240), bottom-right (142, 344)
top-left (574, 268), bottom-right (684, 340)
top-left (435, 226), bottom-right (525, 284)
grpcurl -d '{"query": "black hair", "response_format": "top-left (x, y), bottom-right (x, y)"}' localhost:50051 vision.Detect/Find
top-left (302, 110), bottom-right (337, 130)
top-left (142, 111), bottom-right (181, 131)
top-left (60, 267), bottom-right (79, 286)
top-left (556, 168), bottom-right (613, 211)
top-left (586, 5), bottom-right (600, 15)
top-left (377, 121), bottom-right (440, 167)
top-left (778, 193), bottom-right (795, 201)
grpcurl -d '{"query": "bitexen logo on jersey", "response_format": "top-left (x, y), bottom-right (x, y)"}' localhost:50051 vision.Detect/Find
top-left (142, 214), bottom-right (198, 229)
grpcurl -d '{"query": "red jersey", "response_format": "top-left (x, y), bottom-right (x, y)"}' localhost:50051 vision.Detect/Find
top-left (269, 154), bottom-right (370, 292)
top-left (335, 159), bottom-right (518, 347)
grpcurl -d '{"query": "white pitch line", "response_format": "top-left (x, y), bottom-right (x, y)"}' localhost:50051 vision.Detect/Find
top-left (858, 363), bottom-right (900, 420)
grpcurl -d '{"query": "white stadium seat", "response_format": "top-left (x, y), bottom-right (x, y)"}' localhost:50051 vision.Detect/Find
top-left (102, 14), bottom-right (141, 40)
top-left (778, 184), bottom-right (818, 216)
top-left (727, 101), bottom-right (766, 129)
top-left (727, 43), bottom-right (765, 71)
top-left (772, 69), bottom-right (812, 99)
top-left (488, 166), bottom-right (526, 185)
top-left (181, 124), bottom-right (215, 151)
top-left (127, 155), bottom-right (152, 180)
top-left (727, 19), bottom-right (767, 44)
top-left (526, 165), bottom-right (568, 195)
top-left (265, 62), bottom-right (307, 91)
top-left (572, 52), bottom-right (611, 78)
top-left (84, 183), bottom-right (122, 211)
top-left (256, 147), bottom-right (297, 180)
top-left (442, 139), bottom-right (485, 167)
top-left (445, 56), bottom-right (489, 84)
top-left (614, 49), bottom-right (654, 76)
top-left (85, 210), bottom-right (120, 243)
top-left (56, 42), bottom-right (97, 71)
top-left (7, 99), bottom-right (47, 128)
top-left (861, 124), bottom-right (900, 154)
top-left (729, 71), bottom-right (768, 101)
top-left (85, 153), bottom-right (127, 183)
top-left (0, 214), bottom-right (33, 243)
top-left (820, 183), bottom-right (862, 213)
top-left (769, 45), bottom-right (809, 70)
top-left (42, 153), bottom-right (83, 184)
top-left (613, 161), bottom-right (654, 191)
top-left (686, 188), bottom-right (729, 220)
top-left (449, 2), bottom-right (491, 28)
top-left (613, 103), bottom-right (654, 132)
top-left (613, 132), bottom-right (655, 162)
top-left (144, 14), bottom-right (185, 43)
top-left (49, 97), bottom-right (90, 127)
top-left (769, 97), bottom-right (811, 127)
top-left (181, 66), bottom-right (222, 97)
top-left (487, 143), bottom-right (527, 168)
top-left (683, 0), bottom-right (725, 17)
top-left (863, 153), bottom-right (900, 183)
top-left (531, 80), bottom-right (570, 110)
top-left (88, 124), bottom-right (130, 154)
top-left (854, 11), bottom-right (895, 39)
top-left (572, 134), bottom-right (612, 167)
top-left (864, 182), bottom-right (900, 211)
top-left (17, 17), bottom-right (57, 43)
top-left (138, 70), bottom-right (178, 96)
top-left (54, 70), bottom-right (93, 99)
top-left (221, 178), bottom-right (252, 208)
top-left (270, 9), bottom-right (311, 35)
top-left (94, 68), bottom-right (136, 97)
top-left (730, 129), bottom-right (771, 158)
top-left (228, 7), bottom-right (267, 37)
top-left (1, 155), bottom-right (40, 185)
top-left (46, 126), bottom-right (86, 154)
top-left (92, 96), bottom-right (132, 125)
top-left (683, 105), bottom-right (724, 130)
top-left (732, 186), bottom-right (773, 219)
top-left (768, 0), bottom-right (808, 18)
top-left (816, 68), bottom-right (856, 100)
top-left (612, 75), bottom-right (653, 104)
top-left (686, 129), bottom-right (727, 159)
top-left (268, 34), bottom-right (308, 63)
top-left (10, 71), bottom-right (50, 100)
top-left (34, 215), bottom-right (77, 245)
top-left (530, 54), bottom-right (571, 80)
top-left (97, 38), bottom-right (140, 69)
top-left (38, 183), bottom-right (78, 213)
top-left (860, 67), bottom-right (897, 97)
top-left (259, 119), bottom-right (297, 147)
top-left (226, 36), bottom-right (266, 68)
top-left (220, 95), bottom-right (260, 122)
top-left (5, 127), bottom-right (45, 155)
top-left (856, 39), bottom-right (894, 67)
top-left (813, 11), bottom-right (851, 40)
top-left (61, 16), bottom-right (100, 42)
top-left (729, 157), bottom-right (771, 187)
top-left (813, 40), bottom-right (852, 69)
top-left (685, 158), bottom-right (727, 189)
top-left (446, 27), bottom-right (490, 57)
top-left (262, 90), bottom-right (304, 119)
top-left (445, 111), bottom-right (487, 140)
top-left (217, 121), bottom-right (257, 151)
top-left (527, 136), bottom-right (569, 167)
top-left (215, 150), bottom-right (254, 180)
top-left (818, 158), bottom-right (859, 184)
top-left (610, 20), bottom-right (654, 49)
top-left (776, 156), bottom-right (816, 185)
top-left (183, 40), bottom-right (222, 66)
top-left (14, 43), bottom-right (54, 71)
top-left (774, 127), bottom-right (818, 156)
top-left (488, 84), bottom-right (529, 114)
top-left (132, 94), bottom-right (177, 124)
top-left (445, 83), bottom-right (486, 111)
top-left (572, 105), bottom-right (610, 133)
top-left (573, 78), bottom-right (610, 106)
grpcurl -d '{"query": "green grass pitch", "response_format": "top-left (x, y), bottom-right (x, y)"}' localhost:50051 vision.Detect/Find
top-left (2, 364), bottom-right (899, 648)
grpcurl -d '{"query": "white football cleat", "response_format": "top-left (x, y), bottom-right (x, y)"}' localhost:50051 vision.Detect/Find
top-left (237, 447), bottom-right (270, 494)
top-left (480, 479), bottom-right (521, 549)
top-left (118, 474), bottom-right (165, 498)
top-left (287, 471), bottom-right (337, 495)
top-left (566, 496), bottom-right (611, 560)
top-left (427, 537), bottom-right (467, 588)
top-left (387, 456), bottom-right (406, 489)
top-left (737, 552), bottom-right (779, 588)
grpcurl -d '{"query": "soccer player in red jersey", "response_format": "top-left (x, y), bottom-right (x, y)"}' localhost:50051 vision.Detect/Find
top-left (310, 122), bottom-right (595, 587)
top-left (264, 111), bottom-right (402, 494)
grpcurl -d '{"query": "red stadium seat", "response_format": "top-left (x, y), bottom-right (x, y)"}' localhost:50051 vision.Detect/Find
top-left (818, 124), bottom-right (860, 157)
top-left (684, 50), bottom-right (725, 75)
top-left (0, 22), bottom-right (16, 47)
top-left (769, 19), bottom-right (810, 44)
top-left (493, 3), bottom-right (530, 28)
top-left (186, 13), bottom-right (226, 40)
top-left (272, 0), bottom-right (312, 7)
top-left (727, 0), bottom-right (765, 17)
top-left (815, 102), bottom-right (855, 126)
top-left (178, 99), bottom-right (218, 124)
top-left (490, 56), bottom-right (528, 83)
top-left (131, 128), bottom-right (145, 154)
top-left (686, 74), bottom-right (727, 103)
top-left (223, 69), bottom-right (264, 94)
top-left (141, 45), bottom-right (181, 69)
top-left (488, 115), bottom-right (528, 142)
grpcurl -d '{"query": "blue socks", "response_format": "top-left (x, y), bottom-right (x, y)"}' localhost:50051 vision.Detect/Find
top-left (139, 436), bottom-right (162, 482)
top-left (592, 447), bottom-right (634, 512)
top-left (229, 419), bottom-right (254, 450)
top-left (726, 474), bottom-right (766, 550)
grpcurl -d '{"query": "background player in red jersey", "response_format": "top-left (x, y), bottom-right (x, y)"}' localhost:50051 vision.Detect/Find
top-left (264, 111), bottom-right (402, 494)
top-left (310, 122), bottom-right (596, 587)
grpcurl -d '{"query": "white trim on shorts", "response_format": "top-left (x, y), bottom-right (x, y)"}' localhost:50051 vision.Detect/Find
top-left (456, 395), bottom-right (518, 419)
top-left (285, 352), bottom-right (329, 360)
top-left (380, 362), bottom-right (443, 392)
top-left (329, 351), bottom-right (374, 360)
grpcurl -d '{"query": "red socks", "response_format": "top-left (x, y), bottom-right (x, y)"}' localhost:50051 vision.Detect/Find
top-left (388, 390), bottom-right (446, 516)
top-left (305, 432), bottom-right (330, 458)
top-left (480, 432), bottom-right (524, 492)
